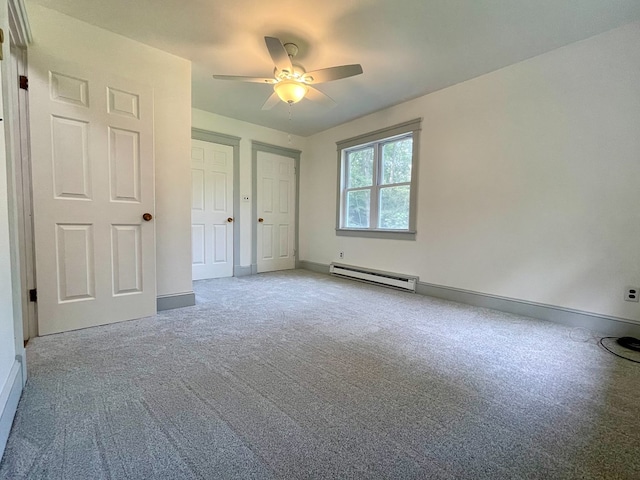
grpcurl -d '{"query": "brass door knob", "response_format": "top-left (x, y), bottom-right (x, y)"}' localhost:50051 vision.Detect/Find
top-left (227, 217), bottom-right (233, 223)
top-left (258, 218), bottom-right (264, 223)
top-left (142, 213), bottom-right (153, 221)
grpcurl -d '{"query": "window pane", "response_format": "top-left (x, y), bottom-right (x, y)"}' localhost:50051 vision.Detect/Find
top-left (381, 138), bottom-right (412, 185)
top-left (346, 190), bottom-right (370, 228)
top-left (347, 147), bottom-right (374, 188)
top-left (379, 185), bottom-right (410, 229)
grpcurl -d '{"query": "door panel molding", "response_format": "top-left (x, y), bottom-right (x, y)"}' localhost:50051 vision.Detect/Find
top-left (191, 129), bottom-right (241, 277)
top-left (251, 141), bottom-right (301, 273)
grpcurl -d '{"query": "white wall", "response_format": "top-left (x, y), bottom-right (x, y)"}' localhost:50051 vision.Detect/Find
top-left (301, 22), bottom-right (640, 323)
top-left (26, 5), bottom-right (192, 298)
top-left (192, 109), bottom-right (305, 268)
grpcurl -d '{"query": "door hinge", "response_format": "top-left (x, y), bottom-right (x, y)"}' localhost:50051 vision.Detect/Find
top-left (29, 288), bottom-right (37, 302)
top-left (19, 75), bottom-right (28, 90)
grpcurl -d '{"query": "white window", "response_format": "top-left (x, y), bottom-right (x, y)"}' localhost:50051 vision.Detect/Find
top-left (337, 119), bottom-right (421, 239)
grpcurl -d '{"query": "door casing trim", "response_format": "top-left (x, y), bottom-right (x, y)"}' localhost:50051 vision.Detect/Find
top-left (251, 141), bottom-right (301, 272)
top-left (191, 128), bottom-right (241, 277)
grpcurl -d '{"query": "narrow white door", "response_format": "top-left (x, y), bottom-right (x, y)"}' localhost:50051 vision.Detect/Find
top-left (256, 152), bottom-right (296, 273)
top-left (191, 139), bottom-right (234, 280)
top-left (30, 58), bottom-right (155, 335)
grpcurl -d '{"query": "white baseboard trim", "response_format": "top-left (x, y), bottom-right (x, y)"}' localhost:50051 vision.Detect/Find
top-left (0, 358), bottom-right (24, 458)
top-left (157, 292), bottom-right (195, 311)
top-left (299, 262), bottom-right (640, 337)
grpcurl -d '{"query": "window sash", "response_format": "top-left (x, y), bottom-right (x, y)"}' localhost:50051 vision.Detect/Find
top-left (379, 137), bottom-right (413, 186)
top-left (341, 134), bottom-right (413, 231)
top-left (344, 188), bottom-right (372, 228)
top-left (345, 145), bottom-right (375, 189)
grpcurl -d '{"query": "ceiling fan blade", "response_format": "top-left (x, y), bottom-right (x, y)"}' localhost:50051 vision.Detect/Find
top-left (212, 75), bottom-right (276, 84)
top-left (303, 64), bottom-right (363, 84)
top-left (305, 86), bottom-right (337, 108)
top-left (261, 92), bottom-right (280, 111)
top-left (264, 36), bottom-right (293, 73)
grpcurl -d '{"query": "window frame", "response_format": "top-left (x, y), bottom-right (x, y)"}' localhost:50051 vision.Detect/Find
top-left (336, 118), bottom-right (421, 240)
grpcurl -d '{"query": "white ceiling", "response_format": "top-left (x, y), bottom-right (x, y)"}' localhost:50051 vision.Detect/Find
top-left (28, 0), bottom-right (640, 136)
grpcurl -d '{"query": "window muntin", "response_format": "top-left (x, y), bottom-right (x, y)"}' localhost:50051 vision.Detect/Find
top-left (340, 132), bottom-right (415, 233)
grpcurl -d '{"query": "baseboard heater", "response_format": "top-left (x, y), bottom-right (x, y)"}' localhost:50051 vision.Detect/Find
top-left (329, 263), bottom-right (418, 292)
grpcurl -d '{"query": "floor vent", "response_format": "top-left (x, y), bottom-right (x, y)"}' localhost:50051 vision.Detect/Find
top-left (329, 263), bottom-right (417, 292)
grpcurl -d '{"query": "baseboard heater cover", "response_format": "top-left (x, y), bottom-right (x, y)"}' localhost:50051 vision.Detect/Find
top-left (329, 263), bottom-right (418, 292)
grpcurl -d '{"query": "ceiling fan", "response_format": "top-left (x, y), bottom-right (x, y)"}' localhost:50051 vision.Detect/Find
top-left (213, 36), bottom-right (363, 110)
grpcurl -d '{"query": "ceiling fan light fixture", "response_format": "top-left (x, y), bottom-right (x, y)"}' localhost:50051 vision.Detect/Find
top-left (274, 79), bottom-right (308, 104)
top-left (213, 37), bottom-right (362, 110)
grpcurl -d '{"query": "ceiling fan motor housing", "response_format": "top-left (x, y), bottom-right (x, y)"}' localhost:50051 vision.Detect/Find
top-left (283, 42), bottom-right (299, 58)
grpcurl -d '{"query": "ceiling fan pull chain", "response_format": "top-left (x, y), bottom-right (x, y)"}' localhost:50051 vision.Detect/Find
top-left (288, 103), bottom-right (292, 145)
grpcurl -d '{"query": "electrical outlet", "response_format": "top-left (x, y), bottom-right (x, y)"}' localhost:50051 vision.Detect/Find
top-left (624, 286), bottom-right (639, 302)
top-left (339, 251), bottom-right (344, 259)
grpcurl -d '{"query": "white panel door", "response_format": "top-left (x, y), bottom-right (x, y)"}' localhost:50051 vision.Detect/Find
top-left (30, 58), bottom-right (155, 335)
top-left (257, 152), bottom-right (295, 273)
top-left (191, 139), bottom-right (233, 280)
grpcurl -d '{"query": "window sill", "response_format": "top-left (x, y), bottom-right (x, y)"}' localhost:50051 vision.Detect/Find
top-left (335, 228), bottom-right (416, 240)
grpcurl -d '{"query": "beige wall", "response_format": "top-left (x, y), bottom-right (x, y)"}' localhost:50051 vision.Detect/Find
top-left (192, 109), bottom-right (305, 268)
top-left (301, 22), bottom-right (640, 323)
top-left (26, 5), bottom-right (193, 298)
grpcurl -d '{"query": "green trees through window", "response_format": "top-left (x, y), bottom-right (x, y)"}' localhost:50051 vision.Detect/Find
top-left (345, 147), bottom-right (373, 227)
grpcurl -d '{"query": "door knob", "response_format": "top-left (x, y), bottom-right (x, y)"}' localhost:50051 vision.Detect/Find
top-left (227, 217), bottom-right (233, 223)
top-left (142, 213), bottom-right (153, 221)
top-left (258, 218), bottom-right (264, 223)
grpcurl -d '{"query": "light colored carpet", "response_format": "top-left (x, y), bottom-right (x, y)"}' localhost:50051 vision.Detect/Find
top-left (1, 269), bottom-right (639, 479)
